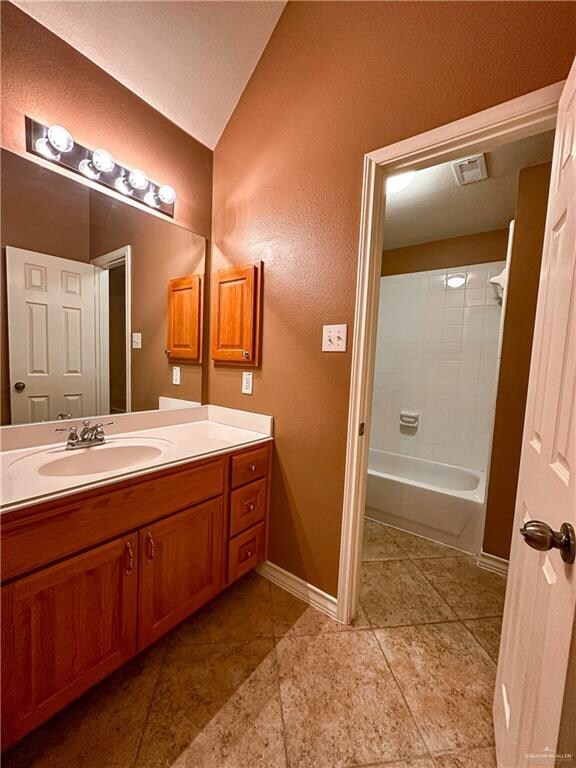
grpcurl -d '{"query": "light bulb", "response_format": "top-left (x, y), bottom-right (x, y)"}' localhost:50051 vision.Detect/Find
top-left (158, 184), bottom-right (176, 205)
top-left (79, 159), bottom-right (100, 180)
top-left (385, 171), bottom-right (415, 195)
top-left (144, 189), bottom-right (160, 208)
top-left (35, 137), bottom-right (60, 160)
top-left (92, 148), bottom-right (115, 173)
top-left (128, 168), bottom-right (149, 190)
top-left (47, 124), bottom-right (74, 153)
top-left (446, 273), bottom-right (467, 289)
top-left (114, 174), bottom-right (132, 196)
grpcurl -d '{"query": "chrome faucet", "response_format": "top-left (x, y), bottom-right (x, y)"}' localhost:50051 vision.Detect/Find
top-left (55, 420), bottom-right (114, 450)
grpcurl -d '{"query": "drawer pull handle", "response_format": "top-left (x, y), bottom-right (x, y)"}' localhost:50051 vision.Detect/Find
top-left (248, 502), bottom-right (256, 512)
top-left (245, 549), bottom-right (253, 559)
top-left (125, 541), bottom-right (134, 575)
top-left (146, 532), bottom-right (155, 563)
top-left (249, 464), bottom-right (256, 472)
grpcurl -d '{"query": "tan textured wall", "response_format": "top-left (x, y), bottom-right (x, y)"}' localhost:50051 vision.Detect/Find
top-left (382, 229), bottom-right (509, 276)
top-left (484, 162), bottom-right (552, 560)
top-left (211, 2), bottom-right (575, 595)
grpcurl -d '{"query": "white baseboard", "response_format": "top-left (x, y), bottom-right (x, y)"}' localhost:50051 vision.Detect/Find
top-left (256, 560), bottom-right (339, 622)
top-left (477, 550), bottom-right (509, 577)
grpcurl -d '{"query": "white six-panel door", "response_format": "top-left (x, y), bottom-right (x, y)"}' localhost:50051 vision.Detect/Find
top-left (494, 59), bottom-right (576, 766)
top-left (6, 246), bottom-right (97, 424)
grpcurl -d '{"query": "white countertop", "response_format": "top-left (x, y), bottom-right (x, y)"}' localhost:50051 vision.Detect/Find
top-left (1, 417), bottom-right (272, 514)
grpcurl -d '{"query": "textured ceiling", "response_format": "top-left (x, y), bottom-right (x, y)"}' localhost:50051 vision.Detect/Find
top-left (384, 130), bottom-right (556, 249)
top-left (13, 0), bottom-right (286, 149)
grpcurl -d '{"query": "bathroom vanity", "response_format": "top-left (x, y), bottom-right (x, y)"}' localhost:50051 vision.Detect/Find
top-left (0, 408), bottom-right (272, 749)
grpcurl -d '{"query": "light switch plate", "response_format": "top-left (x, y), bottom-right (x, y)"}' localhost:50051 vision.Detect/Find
top-left (322, 324), bottom-right (347, 352)
top-left (132, 332), bottom-right (142, 349)
top-left (172, 366), bottom-right (181, 385)
top-left (241, 371), bottom-right (253, 395)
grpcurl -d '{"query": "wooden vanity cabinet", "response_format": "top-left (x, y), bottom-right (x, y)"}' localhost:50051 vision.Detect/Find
top-left (1, 441), bottom-right (271, 750)
top-left (138, 498), bottom-right (225, 648)
top-left (211, 262), bottom-right (262, 365)
top-left (1, 533), bottom-right (139, 748)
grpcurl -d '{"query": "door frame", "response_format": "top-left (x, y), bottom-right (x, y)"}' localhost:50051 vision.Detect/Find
top-left (91, 246), bottom-right (132, 415)
top-left (336, 81), bottom-right (564, 624)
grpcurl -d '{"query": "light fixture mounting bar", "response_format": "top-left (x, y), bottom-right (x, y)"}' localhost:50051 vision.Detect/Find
top-left (25, 117), bottom-right (175, 218)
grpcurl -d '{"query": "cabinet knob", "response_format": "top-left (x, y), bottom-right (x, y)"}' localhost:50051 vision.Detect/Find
top-left (249, 464), bottom-right (256, 472)
top-left (246, 549), bottom-right (253, 558)
top-left (242, 350), bottom-right (250, 359)
top-left (248, 502), bottom-right (256, 512)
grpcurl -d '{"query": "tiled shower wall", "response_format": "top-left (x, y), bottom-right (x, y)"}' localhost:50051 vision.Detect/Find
top-left (370, 261), bottom-right (506, 471)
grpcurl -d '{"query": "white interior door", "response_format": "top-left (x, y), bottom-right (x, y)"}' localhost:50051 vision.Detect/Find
top-left (494, 59), bottom-right (576, 766)
top-left (6, 246), bottom-right (97, 424)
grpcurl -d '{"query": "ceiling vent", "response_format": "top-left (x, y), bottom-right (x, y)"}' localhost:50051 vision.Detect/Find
top-left (452, 154), bottom-right (488, 185)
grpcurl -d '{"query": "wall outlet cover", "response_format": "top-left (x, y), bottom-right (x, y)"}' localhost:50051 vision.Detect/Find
top-left (132, 332), bottom-right (142, 349)
top-left (322, 324), bottom-right (347, 352)
top-left (241, 371), bottom-right (253, 395)
top-left (172, 366), bottom-right (181, 385)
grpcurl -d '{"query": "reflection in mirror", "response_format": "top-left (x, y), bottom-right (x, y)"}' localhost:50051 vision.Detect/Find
top-left (1, 149), bottom-right (206, 425)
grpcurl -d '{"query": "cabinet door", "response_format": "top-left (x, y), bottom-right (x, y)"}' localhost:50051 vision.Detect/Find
top-left (166, 275), bottom-right (202, 362)
top-left (139, 498), bottom-right (224, 648)
top-left (211, 263), bottom-right (261, 364)
top-left (1, 534), bottom-right (138, 749)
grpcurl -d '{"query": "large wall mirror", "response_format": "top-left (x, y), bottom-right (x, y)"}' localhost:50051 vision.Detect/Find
top-left (1, 149), bottom-right (206, 425)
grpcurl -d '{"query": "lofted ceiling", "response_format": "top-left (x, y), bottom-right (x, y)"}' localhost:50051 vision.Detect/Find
top-left (13, 0), bottom-right (286, 149)
top-left (383, 130), bottom-right (556, 250)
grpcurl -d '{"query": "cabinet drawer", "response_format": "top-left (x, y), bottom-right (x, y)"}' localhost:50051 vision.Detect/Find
top-left (231, 445), bottom-right (269, 488)
top-left (230, 478), bottom-right (267, 536)
top-left (228, 522), bottom-right (266, 584)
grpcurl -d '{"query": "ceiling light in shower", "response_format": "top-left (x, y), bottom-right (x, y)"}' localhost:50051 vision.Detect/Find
top-left (47, 124), bottom-right (74, 153)
top-left (385, 171), bottom-right (415, 195)
top-left (129, 168), bottom-right (149, 190)
top-left (446, 273), bottom-right (466, 289)
top-left (92, 148), bottom-right (115, 174)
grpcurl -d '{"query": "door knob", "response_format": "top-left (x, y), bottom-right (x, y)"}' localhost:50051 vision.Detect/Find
top-left (520, 520), bottom-right (575, 564)
top-left (14, 381), bottom-right (25, 392)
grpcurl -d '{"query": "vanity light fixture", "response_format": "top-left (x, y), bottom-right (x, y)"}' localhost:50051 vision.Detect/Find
top-left (25, 117), bottom-right (176, 217)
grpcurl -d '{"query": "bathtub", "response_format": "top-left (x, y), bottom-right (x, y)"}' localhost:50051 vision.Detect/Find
top-left (365, 449), bottom-right (486, 555)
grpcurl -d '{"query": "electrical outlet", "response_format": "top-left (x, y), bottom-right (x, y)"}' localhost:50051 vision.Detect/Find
top-left (132, 332), bottom-right (142, 349)
top-left (241, 371), bottom-right (253, 395)
top-left (322, 324), bottom-right (347, 352)
top-left (172, 366), bottom-right (180, 385)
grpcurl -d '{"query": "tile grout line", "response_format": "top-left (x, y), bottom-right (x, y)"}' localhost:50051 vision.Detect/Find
top-left (370, 624), bottom-right (437, 764)
top-left (129, 638), bottom-right (170, 768)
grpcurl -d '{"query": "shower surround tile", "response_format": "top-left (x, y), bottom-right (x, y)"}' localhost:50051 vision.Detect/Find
top-left (376, 622), bottom-right (497, 754)
top-left (414, 557), bottom-right (506, 619)
top-left (276, 630), bottom-right (427, 768)
top-left (361, 560), bottom-right (457, 627)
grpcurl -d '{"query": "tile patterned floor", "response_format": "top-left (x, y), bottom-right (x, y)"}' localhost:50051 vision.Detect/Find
top-left (5, 520), bottom-right (505, 768)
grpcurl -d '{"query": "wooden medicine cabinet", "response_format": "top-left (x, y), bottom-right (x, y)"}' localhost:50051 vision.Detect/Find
top-left (211, 262), bottom-right (262, 365)
top-left (166, 275), bottom-right (202, 362)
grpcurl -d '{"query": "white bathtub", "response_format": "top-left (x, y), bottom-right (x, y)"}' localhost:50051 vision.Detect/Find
top-left (365, 449), bottom-right (486, 555)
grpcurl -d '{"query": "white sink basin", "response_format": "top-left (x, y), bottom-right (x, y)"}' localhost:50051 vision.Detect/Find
top-left (38, 444), bottom-right (165, 477)
top-left (7, 436), bottom-right (176, 479)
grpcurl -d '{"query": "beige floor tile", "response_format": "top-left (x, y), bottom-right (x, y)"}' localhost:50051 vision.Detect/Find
top-left (463, 618), bottom-right (503, 662)
top-left (434, 747), bottom-right (497, 767)
top-left (376, 623), bottom-right (496, 754)
top-left (165, 571), bottom-right (274, 646)
top-left (363, 519), bottom-right (407, 561)
top-left (351, 760), bottom-right (435, 768)
top-left (414, 557), bottom-right (506, 619)
top-left (134, 638), bottom-right (284, 768)
top-left (3, 640), bottom-right (167, 768)
top-left (386, 527), bottom-right (470, 560)
top-left (361, 560), bottom-right (457, 627)
top-left (271, 584), bottom-right (370, 637)
top-left (276, 630), bottom-right (427, 768)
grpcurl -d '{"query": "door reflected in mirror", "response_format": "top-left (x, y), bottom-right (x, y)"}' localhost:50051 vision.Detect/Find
top-left (1, 149), bottom-right (206, 425)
